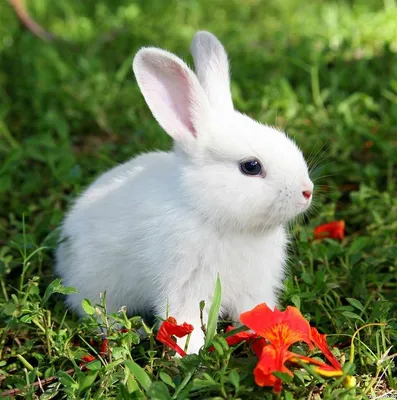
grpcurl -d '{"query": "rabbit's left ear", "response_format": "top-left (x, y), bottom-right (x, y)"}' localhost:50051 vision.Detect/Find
top-left (133, 47), bottom-right (212, 144)
top-left (191, 31), bottom-right (234, 113)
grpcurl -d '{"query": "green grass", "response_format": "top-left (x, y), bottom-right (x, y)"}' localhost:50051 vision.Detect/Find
top-left (1, 0), bottom-right (397, 398)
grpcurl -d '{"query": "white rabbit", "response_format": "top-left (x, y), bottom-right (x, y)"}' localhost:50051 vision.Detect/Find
top-left (55, 31), bottom-right (314, 354)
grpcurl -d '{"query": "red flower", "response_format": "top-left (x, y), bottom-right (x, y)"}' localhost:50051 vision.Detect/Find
top-left (100, 338), bottom-right (109, 356)
top-left (156, 317), bottom-right (194, 356)
top-left (240, 304), bottom-right (313, 349)
top-left (240, 304), bottom-right (313, 391)
top-left (81, 355), bottom-right (96, 363)
top-left (223, 326), bottom-right (267, 357)
top-left (253, 345), bottom-right (293, 392)
top-left (287, 327), bottom-right (344, 376)
top-left (224, 326), bottom-right (258, 346)
top-left (239, 304), bottom-right (344, 392)
top-left (306, 327), bottom-right (343, 377)
top-left (79, 355), bottom-right (96, 370)
top-left (314, 220), bottom-right (345, 240)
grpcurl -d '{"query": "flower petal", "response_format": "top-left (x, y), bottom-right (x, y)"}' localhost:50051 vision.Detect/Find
top-left (254, 344), bottom-right (293, 392)
top-left (313, 367), bottom-right (344, 378)
top-left (240, 304), bottom-right (313, 349)
top-left (100, 338), bottom-right (109, 356)
top-left (81, 355), bottom-right (96, 363)
top-left (156, 317), bottom-right (194, 356)
top-left (252, 337), bottom-right (267, 358)
top-left (314, 220), bottom-right (345, 240)
top-left (310, 327), bottom-right (342, 371)
top-left (290, 353), bottom-right (344, 377)
top-left (289, 352), bottom-right (331, 368)
top-left (224, 326), bottom-right (258, 347)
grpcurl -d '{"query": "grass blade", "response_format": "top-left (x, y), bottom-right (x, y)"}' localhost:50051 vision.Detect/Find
top-left (124, 360), bottom-right (152, 393)
top-left (204, 274), bottom-right (222, 348)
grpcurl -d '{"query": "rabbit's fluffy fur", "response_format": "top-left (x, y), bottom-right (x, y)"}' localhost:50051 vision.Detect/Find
top-left (56, 31), bottom-right (313, 353)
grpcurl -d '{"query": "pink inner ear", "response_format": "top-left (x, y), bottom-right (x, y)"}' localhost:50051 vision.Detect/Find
top-left (137, 50), bottom-right (204, 141)
top-left (171, 65), bottom-right (197, 138)
top-left (158, 62), bottom-right (197, 138)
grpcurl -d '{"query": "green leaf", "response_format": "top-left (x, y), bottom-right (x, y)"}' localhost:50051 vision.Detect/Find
top-left (78, 370), bottom-right (98, 394)
top-left (204, 274), bottom-right (222, 348)
top-left (346, 298), bottom-right (365, 312)
top-left (228, 369), bottom-right (240, 390)
top-left (301, 272), bottom-right (314, 285)
top-left (212, 341), bottom-right (224, 356)
top-left (290, 294), bottom-right (301, 309)
top-left (111, 346), bottom-right (128, 360)
top-left (223, 325), bottom-right (249, 339)
top-left (284, 391), bottom-right (295, 400)
top-left (86, 359), bottom-right (101, 371)
top-left (124, 360), bottom-right (152, 393)
top-left (348, 237), bottom-right (370, 254)
top-left (42, 228), bottom-right (61, 249)
top-left (81, 298), bottom-right (96, 315)
top-left (217, 336), bottom-right (229, 352)
top-left (42, 278), bottom-right (78, 306)
top-left (0, 260), bottom-right (6, 277)
top-left (172, 371), bottom-right (194, 398)
top-left (125, 373), bottom-right (140, 394)
top-left (202, 373), bottom-right (218, 385)
top-left (160, 371), bottom-right (175, 388)
top-left (193, 378), bottom-right (219, 389)
top-left (117, 382), bottom-right (138, 399)
top-left (56, 371), bottom-right (76, 387)
top-left (20, 315), bottom-right (32, 323)
top-left (147, 381), bottom-right (171, 399)
top-left (341, 311), bottom-right (365, 323)
top-left (272, 371), bottom-right (293, 383)
top-left (129, 331), bottom-right (141, 345)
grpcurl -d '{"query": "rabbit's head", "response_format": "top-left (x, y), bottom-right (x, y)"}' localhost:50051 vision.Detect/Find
top-left (133, 31), bottom-right (313, 230)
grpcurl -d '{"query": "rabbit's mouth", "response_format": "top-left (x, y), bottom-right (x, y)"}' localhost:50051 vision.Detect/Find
top-left (298, 200), bottom-right (312, 209)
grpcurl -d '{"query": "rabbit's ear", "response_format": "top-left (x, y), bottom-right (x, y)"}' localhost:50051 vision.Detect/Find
top-left (133, 47), bottom-right (211, 142)
top-left (191, 31), bottom-right (234, 112)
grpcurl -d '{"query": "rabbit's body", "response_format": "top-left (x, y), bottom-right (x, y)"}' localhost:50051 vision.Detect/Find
top-left (56, 31), bottom-right (313, 353)
top-left (57, 146), bottom-right (286, 352)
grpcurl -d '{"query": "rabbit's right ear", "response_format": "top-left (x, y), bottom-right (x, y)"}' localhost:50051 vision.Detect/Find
top-left (133, 47), bottom-right (211, 142)
top-left (191, 31), bottom-right (234, 113)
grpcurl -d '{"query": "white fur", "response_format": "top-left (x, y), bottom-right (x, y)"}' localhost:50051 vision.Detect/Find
top-left (191, 31), bottom-right (233, 112)
top-left (55, 31), bottom-right (313, 354)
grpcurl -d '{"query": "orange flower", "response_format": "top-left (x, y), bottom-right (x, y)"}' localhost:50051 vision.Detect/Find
top-left (223, 326), bottom-right (267, 357)
top-left (306, 327), bottom-right (343, 377)
top-left (79, 354), bottom-right (96, 370)
top-left (100, 338), bottom-right (109, 356)
top-left (81, 355), bottom-right (96, 363)
top-left (156, 317), bottom-right (194, 356)
top-left (314, 220), bottom-right (345, 240)
top-left (238, 304), bottom-right (344, 392)
top-left (253, 345), bottom-right (295, 392)
top-left (285, 327), bottom-right (343, 376)
top-left (224, 326), bottom-right (258, 346)
top-left (240, 304), bottom-right (314, 391)
top-left (240, 304), bottom-right (313, 349)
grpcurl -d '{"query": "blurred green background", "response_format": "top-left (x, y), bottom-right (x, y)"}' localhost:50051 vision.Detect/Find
top-left (1, 0), bottom-right (397, 284)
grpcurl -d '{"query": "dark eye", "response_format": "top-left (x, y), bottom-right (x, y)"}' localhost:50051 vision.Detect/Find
top-left (239, 159), bottom-right (263, 176)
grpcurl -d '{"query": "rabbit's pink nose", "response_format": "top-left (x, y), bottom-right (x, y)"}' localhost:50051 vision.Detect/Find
top-left (302, 190), bottom-right (312, 200)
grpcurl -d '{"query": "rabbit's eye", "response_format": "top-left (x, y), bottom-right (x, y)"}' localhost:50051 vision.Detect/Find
top-left (239, 159), bottom-right (262, 176)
